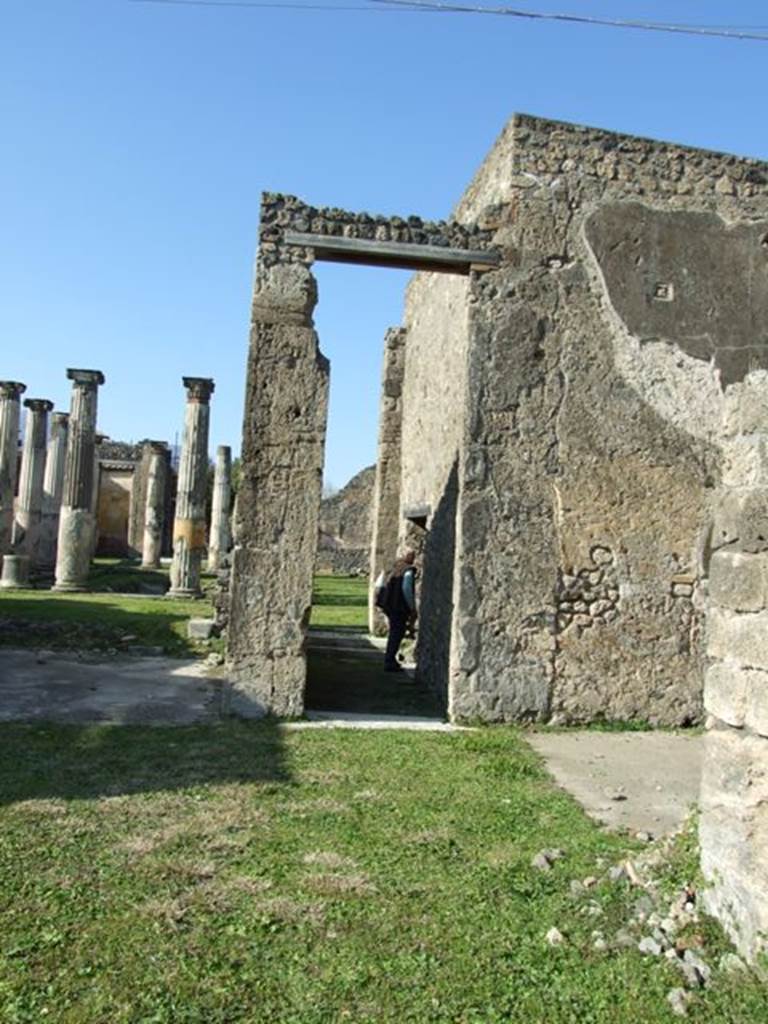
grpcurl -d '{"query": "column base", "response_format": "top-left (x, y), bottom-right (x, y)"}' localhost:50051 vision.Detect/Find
top-left (1, 554), bottom-right (32, 589)
top-left (51, 583), bottom-right (88, 593)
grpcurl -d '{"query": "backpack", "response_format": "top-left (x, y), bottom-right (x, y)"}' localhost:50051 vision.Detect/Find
top-left (374, 571), bottom-right (400, 614)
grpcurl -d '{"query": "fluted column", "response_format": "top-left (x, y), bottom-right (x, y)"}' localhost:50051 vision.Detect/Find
top-left (142, 441), bottom-right (169, 569)
top-left (53, 369), bottom-right (105, 592)
top-left (37, 412), bottom-right (70, 573)
top-left (168, 377), bottom-right (215, 598)
top-left (12, 398), bottom-right (54, 566)
top-left (208, 445), bottom-right (232, 572)
top-left (0, 381), bottom-right (26, 555)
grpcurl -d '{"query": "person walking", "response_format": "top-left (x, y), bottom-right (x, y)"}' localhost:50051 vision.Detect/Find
top-left (375, 550), bottom-right (418, 672)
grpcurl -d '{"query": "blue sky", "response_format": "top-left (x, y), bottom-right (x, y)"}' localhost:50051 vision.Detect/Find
top-left (2, 1), bottom-right (768, 488)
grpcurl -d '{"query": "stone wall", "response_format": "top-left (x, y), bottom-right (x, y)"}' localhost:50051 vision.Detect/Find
top-left (95, 463), bottom-right (134, 556)
top-left (431, 115), bottom-right (768, 725)
top-left (700, 373), bottom-right (768, 962)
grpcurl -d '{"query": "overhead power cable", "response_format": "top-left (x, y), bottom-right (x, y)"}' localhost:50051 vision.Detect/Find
top-left (129, 0), bottom-right (768, 42)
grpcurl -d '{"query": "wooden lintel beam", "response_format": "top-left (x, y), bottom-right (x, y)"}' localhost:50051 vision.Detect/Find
top-left (282, 232), bottom-right (498, 275)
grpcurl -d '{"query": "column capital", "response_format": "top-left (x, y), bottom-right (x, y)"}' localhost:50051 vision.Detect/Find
top-left (182, 377), bottom-right (215, 403)
top-left (24, 398), bottom-right (54, 414)
top-left (144, 440), bottom-right (169, 455)
top-left (94, 433), bottom-right (108, 446)
top-left (66, 368), bottom-right (105, 389)
top-left (0, 381), bottom-right (27, 400)
top-left (51, 412), bottom-right (70, 426)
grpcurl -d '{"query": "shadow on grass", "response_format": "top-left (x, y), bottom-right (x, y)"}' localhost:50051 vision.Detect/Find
top-left (0, 593), bottom-right (213, 657)
top-left (0, 718), bottom-right (291, 805)
top-left (87, 559), bottom-right (169, 595)
top-left (305, 650), bottom-right (444, 717)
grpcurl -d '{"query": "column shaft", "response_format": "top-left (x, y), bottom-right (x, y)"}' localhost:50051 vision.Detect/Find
top-left (0, 382), bottom-right (26, 555)
top-left (13, 399), bottom-right (54, 565)
top-left (54, 369), bottom-right (105, 592)
top-left (208, 445), bottom-right (232, 572)
top-left (168, 378), bottom-right (214, 597)
top-left (38, 412), bottom-right (69, 572)
top-left (142, 443), bottom-right (169, 569)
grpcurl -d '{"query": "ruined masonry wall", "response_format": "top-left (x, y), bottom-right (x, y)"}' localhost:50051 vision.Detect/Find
top-left (700, 373), bottom-right (768, 962)
top-left (444, 115), bottom-right (768, 724)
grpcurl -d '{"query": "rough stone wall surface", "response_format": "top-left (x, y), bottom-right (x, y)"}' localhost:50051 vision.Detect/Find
top-left (227, 262), bottom-right (329, 717)
top-left (700, 372), bottom-right (768, 963)
top-left (369, 327), bottom-right (406, 635)
top-left (435, 115), bottom-right (768, 726)
top-left (397, 274), bottom-right (470, 698)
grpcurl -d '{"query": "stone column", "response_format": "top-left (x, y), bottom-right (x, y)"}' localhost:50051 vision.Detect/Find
top-left (12, 398), bottom-right (54, 566)
top-left (369, 327), bottom-right (406, 635)
top-left (700, 373), bottom-right (768, 963)
top-left (37, 412), bottom-right (70, 573)
top-left (168, 377), bottom-right (215, 598)
top-left (141, 442), bottom-right (169, 569)
top-left (227, 262), bottom-right (329, 717)
top-left (0, 381), bottom-right (26, 555)
top-left (208, 445), bottom-right (232, 572)
top-left (53, 369), bottom-right (105, 592)
top-left (89, 433), bottom-right (107, 558)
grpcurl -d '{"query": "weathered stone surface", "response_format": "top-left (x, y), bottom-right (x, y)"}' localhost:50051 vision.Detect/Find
top-left (0, 553), bottom-right (31, 589)
top-left (700, 725), bottom-right (768, 961)
top-left (707, 606), bottom-right (768, 671)
top-left (37, 412), bottom-right (69, 572)
top-left (208, 445), bottom-right (232, 573)
top-left (227, 262), bottom-right (329, 716)
top-left (709, 549), bottom-right (768, 612)
top-left (0, 381), bottom-right (26, 555)
top-left (703, 662), bottom-right (748, 728)
top-left (187, 618), bottom-right (215, 640)
top-left (368, 328), bottom-right (406, 635)
top-left (168, 378), bottom-right (214, 598)
top-left (54, 369), bottom-right (104, 592)
top-left (721, 436), bottom-right (768, 487)
top-left (712, 487), bottom-right (768, 554)
top-left (141, 442), bottom-right (169, 569)
top-left (12, 398), bottom-right (53, 565)
top-left (723, 371), bottom-right (768, 436)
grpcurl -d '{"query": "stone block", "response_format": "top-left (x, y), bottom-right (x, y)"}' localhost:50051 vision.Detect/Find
top-left (187, 618), bottom-right (215, 640)
top-left (704, 662), bottom-right (748, 728)
top-left (722, 371), bottom-right (768, 437)
top-left (712, 488), bottom-right (768, 554)
top-left (746, 669), bottom-right (768, 737)
top-left (700, 727), bottom-right (768, 961)
top-left (707, 606), bottom-right (768, 671)
top-left (709, 549), bottom-right (768, 612)
top-left (721, 436), bottom-right (768, 487)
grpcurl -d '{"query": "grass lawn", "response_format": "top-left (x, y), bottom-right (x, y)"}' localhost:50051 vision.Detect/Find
top-left (309, 574), bottom-right (368, 630)
top-left (1, 724), bottom-right (765, 1023)
top-left (0, 570), bottom-right (366, 658)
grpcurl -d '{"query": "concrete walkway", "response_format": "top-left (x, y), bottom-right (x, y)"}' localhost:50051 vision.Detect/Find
top-left (0, 648), bottom-right (221, 725)
top-left (526, 730), bottom-right (703, 836)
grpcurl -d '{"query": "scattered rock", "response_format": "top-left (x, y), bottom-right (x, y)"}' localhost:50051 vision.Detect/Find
top-left (188, 618), bottom-right (215, 640)
top-left (681, 949), bottom-right (711, 988)
top-left (607, 864), bottom-right (627, 883)
top-left (531, 848), bottom-right (564, 871)
top-left (667, 988), bottom-right (691, 1017)
top-left (638, 936), bottom-right (662, 956)
top-left (545, 927), bottom-right (565, 946)
top-left (582, 875), bottom-right (598, 888)
top-left (719, 952), bottom-right (748, 974)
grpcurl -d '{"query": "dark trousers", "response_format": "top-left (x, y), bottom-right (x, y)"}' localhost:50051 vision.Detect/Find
top-left (384, 611), bottom-right (408, 667)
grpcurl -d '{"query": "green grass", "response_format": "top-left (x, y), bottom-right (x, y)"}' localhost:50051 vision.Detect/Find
top-left (0, 724), bottom-right (765, 1024)
top-left (309, 574), bottom-right (368, 630)
top-left (0, 591), bottom-right (218, 657)
top-left (0, 570), bottom-right (365, 658)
